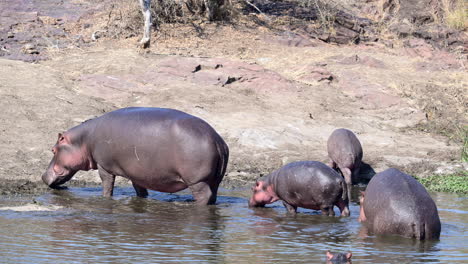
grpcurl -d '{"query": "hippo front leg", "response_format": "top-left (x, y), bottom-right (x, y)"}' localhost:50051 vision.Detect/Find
top-left (98, 165), bottom-right (116, 197)
top-left (132, 182), bottom-right (148, 198)
top-left (282, 201), bottom-right (297, 214)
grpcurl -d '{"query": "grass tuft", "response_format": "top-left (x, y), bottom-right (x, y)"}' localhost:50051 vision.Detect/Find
top-left (415, 170), bottom-right (468, 194)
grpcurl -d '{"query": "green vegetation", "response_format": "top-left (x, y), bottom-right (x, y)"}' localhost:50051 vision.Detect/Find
top-left (415, 170), bottom-right (468, 194)
top-left (461, 126), bottom-right (468, 162)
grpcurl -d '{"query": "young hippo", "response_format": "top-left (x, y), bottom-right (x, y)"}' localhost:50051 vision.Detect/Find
top-left (248, 161), bottom-right (350, 216)
top-left (327, 128), bottom-right (363, 185)
top-left (359, 168), bottom-right (441, 240)
top-left (326, 251), bottom-right (352, 264)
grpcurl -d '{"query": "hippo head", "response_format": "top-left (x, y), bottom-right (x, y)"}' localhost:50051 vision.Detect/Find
top-left (326, 250), bottom-right (352, 263)
top-left (248, 180), bottom-right (279, 207)
top-left (42, 132), bottom-right (88, 188)
top-left (358, 191), bottom-right (367, 222)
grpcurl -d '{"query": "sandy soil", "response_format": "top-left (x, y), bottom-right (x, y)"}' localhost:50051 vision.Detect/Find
top-left (0, 0), bottom-right (466, 194)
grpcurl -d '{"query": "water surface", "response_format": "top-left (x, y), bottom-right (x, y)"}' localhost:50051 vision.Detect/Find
top-left (0, 187), bottom-right (466, 263)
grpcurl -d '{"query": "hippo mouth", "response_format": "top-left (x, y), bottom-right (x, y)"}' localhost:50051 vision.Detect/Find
top-left (43, 170), bottom-right (76, 189)
top-left (248, 200), bottom-right (266, 208)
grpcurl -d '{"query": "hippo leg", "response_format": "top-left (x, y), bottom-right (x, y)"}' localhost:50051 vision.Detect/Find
top-left (98, 165), bottom-right (116, 197)
top-left (282, 201), bottom-right (297, 214)
top-left (336, 198), bottom-right (350, 217)
top-left (321, 205), bottom-right (335, 216)
top-left (132, 182), bottom-right (148, 198)
top-left (341, 167), bottom-right (353, 202)
top-left (189, 182), bottom-right (217, 205)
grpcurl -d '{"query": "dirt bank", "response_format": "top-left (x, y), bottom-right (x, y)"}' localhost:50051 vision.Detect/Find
top-left (0, 0), bottom-right (466, 195)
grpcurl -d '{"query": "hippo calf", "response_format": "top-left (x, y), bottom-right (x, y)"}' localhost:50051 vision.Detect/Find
top-left (248, 161), bottom-right (350, 216)
top-left (327, 128), bottom-right (362, 186)
top-left (42, 107), bottom-right (229, 205)
top-left (359, 168), bottom-right (441, 240)
top-left (326, 250), bottom-right (352, 264)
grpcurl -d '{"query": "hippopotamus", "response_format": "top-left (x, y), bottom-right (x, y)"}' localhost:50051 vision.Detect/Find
top-left (326, 250), bottom-right (352, 264)
top-left (248, 161), bottom-right (350, 216)
top-left (42, 107), bottom-right (229, 205)
top-left (358, 168), bottom-right (441, 240)
top-left (327, 128), bottom-right (363, 186)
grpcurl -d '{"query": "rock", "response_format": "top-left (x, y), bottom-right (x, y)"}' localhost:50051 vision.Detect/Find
top-left (7, 32), bottom-right (14, 38)
top-left (21, 43), bottom-right (39, 54)
top-left (38, 16), bottom-right (57, 25)
top-left (339, 54), bottom-right (386, 68)
top-left (297, 66), bottom-right (334, 84)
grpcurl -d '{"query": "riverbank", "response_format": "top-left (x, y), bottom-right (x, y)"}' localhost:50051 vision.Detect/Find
top-left (0, 0), bottom-right (466, 197)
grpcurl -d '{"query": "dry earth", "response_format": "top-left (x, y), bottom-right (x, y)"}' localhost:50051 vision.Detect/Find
top-left (0, 0), bottom-right (466, 194)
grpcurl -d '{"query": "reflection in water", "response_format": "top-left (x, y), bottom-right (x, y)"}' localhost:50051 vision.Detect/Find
top-left (0, 187), bottom-right (466, 263)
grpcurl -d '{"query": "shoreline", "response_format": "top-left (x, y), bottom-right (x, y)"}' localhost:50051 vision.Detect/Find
top-left (2, 169), bottom-right (466, 196)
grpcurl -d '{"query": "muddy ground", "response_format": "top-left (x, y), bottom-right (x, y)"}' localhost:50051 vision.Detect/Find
top-left (0, 0), bottom-right (466, 195)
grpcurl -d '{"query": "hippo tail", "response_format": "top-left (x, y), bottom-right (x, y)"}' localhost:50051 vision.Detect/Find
top-left (215, 140), bottom-right (229, 185)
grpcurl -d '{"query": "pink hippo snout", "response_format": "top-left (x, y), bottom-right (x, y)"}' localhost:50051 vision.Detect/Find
top-left (248, 181), bottom-right (279, 207)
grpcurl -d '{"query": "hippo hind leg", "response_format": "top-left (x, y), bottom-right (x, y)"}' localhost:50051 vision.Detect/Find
top-left (132, 182), bottom-right (148, 198)
top-left (340, 167), bottom-right (353, 202)
top-left (321, 205), bottom-right (335, 216)
top-left (336, 198), bottom-right (350, 217)
top-left (189, 181), bottom-right (218, 205)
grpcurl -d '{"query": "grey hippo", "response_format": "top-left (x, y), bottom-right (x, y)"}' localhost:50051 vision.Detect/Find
top-left (327, 128), bottom-right (363, 186)
top-left (359, 168), bottom-right (441, 240)
top-left (42, 107), bottom-right (229, 205)
top-left (248, 161), bottom-right (350, 216)
top-left (326, 250), bottom-right (352, 263)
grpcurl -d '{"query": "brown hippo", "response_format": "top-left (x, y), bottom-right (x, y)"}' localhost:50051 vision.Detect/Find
top-left (326, 250), bottom-right (352, 264)
top-left (327, 128), bottom-right (363, 186)
top-left (248, 161), bottom-right (350, 216)
top-left (42, 107), bottom-right (229, 205)
top-left (358, 168), bottom-right (441, 240)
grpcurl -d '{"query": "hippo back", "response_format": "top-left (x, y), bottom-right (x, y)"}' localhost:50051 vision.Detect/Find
top-left (364, 168), bottom-right (441, 240)
top-left (270, 161), bottom-right (345, 207)
top-left (327, 128), bottom-right (362, 168)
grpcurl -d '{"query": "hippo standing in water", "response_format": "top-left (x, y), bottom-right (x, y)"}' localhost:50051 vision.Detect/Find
top-left (42, 107), bottom-right (229, 205)
top-left (327, 128), bottom-right (363, 186)
top-left (248, 161), bottom-right (350, 216)
top-left (359, 168), bottom-right (441, 240)
top-left (326, 250), bottom-right (352, 263)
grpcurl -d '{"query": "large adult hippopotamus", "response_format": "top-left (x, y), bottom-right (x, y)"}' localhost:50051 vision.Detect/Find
top-left (358, 168), bottom-right (441, 240)
top-left (42, 107), bottom-right (229, 205)
top-left (248, 161), bottom-right (350, 216)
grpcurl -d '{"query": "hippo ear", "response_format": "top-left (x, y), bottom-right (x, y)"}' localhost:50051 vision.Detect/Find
top-left (57, 132), bottom-right (70, 145)
top-left (326, 251), bottom-right (334, 260)
top-left (346, 252), bottom-right (352, 259)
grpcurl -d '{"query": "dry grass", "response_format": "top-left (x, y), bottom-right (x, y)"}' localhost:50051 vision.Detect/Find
top-left (442, 0), bottom-right (468, 30)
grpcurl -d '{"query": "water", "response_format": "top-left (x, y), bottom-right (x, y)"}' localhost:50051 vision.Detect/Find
top-left (0, 187), bottom-right (466, 263)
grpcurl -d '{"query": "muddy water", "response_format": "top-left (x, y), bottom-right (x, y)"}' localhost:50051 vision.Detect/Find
top-left (0, 187), bottom-right (466, 263)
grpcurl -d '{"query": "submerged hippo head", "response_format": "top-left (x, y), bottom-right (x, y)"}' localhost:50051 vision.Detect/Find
top-left (248, 180), bottom-right (279, 207)
top-left (326, 250), bottom-right (352, 263)
top-left (42, 132), bottom-right (90, 188)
